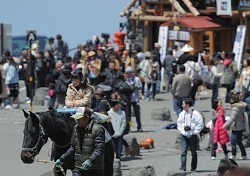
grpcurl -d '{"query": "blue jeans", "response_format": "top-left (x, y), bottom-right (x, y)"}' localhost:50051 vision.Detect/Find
top-left (113, 136), bottom-right (123, 159)
top-left (180, 135), bottom-right (197, 171)
top-left (146, 83), bottom-right (156, 99)
top-left (225, 83), bottom-right (235, 103)
top-left (211, 83), bottom-right (219, 106)
top-left (173, 96), bottom-right (183, 117)
top-left (231, 130), bottom-right (246, 157)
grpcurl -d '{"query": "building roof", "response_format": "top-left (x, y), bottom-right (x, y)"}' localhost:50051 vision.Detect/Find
top-left (161, 16), bottom-right (220, 29)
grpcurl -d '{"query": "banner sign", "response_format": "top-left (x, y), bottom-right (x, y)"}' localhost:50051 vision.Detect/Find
top-left (216, 0), bottom-right (232, 16)
top-left (233, 25), bottom-right (246, 70)
top-left (158, 26), bottom-right (168, 64)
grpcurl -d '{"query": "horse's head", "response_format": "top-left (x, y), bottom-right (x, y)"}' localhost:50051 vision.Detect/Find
top-left (21, 110), bottom-right (48, 164)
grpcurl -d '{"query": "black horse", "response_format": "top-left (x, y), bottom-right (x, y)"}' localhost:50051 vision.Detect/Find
top-left (21, 109), bottom-right (76, 176)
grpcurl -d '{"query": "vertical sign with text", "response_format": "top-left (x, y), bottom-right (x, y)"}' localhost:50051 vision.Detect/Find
top-left (233, 25), bottom-right (246, 70)
top-left (158, 26), bottom-right (168, 64)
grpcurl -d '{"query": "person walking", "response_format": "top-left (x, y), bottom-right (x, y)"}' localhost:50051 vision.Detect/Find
top-left (143, 54), bottom-right (159, 101)
top-left (223, 53), bottom-right (238, 105)
top-left (177, 98), bottom-right (204, 172)
top-left (184, 56), bottom-right (202, 105)
top-left (55, 107), bottom-right (105, 176)
top-left (172, 65), bottom-right (192, 117)
top-left (206, 58), bottom-right (223, 107)
top-left (223, 93), bottom-right (248, 160)
top-left (3, 57), bottom-right (20, 109)
top-left (163, 48), bottom-right (175, 93)
top-left (211, 99), bottom-right (229, 160)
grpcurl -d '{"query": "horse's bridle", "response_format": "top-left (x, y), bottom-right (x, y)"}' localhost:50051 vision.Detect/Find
top-left (22, 124), bottom-right (48, 155)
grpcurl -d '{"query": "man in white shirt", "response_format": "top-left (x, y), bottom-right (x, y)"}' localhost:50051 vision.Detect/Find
top-left (177, 98), bottom-right (204, 172)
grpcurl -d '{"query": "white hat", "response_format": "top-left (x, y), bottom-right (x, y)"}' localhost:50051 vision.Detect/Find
top-left (154, 43), bottom-right (161, 48)
top-left (71, 107), bottom-right (87, 120)
top-left (181, 44), bottom-right (194, 52)
top-left (125, 66), bottom-right (133, 73)
top-left (145, 51), bottom-right (151, 58)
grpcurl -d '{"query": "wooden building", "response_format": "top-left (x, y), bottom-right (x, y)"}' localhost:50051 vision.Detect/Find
top-left (120, 0), bottom-right (250, 56)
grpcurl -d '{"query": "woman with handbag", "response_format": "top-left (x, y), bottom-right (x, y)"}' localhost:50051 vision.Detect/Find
top-left (223, 93), bottom-right (247, 160)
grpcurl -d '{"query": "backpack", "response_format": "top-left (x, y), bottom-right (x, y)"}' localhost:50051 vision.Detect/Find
top-left (55, 77), bottom-right (71, 95)
top-left (150, 63), bottom-right (158, 81)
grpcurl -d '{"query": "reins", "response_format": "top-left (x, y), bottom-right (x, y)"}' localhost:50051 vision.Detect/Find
top-left (35, 158), bottom-right (66, 176)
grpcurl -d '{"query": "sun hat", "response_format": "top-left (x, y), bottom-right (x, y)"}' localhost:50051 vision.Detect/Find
top-left (180, 44), bottom-right (194, 52)
top-left (88, 51), bottom-right (96, 57)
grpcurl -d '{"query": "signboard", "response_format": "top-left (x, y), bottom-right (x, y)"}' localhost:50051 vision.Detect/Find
top-left (216, 0), bottom-right (232, 16)
top-left (233, 25), bottom-right (246, 70)
top-left (168, 30), bottom-right (190, 41)
top-left (26, 30), bottom-right (37, 41)
top-left (158, 26), bottom-right (168, 63)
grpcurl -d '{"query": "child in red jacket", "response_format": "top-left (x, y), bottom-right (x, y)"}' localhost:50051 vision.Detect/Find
top-left (211, 99), bottom-right (230, 160)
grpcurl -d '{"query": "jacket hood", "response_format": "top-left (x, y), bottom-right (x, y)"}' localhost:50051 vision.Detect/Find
top-left (231, 102), bottom-right (247, 108)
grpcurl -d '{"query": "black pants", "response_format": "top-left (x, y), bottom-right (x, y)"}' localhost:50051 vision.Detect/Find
top-left (72, 168), bottom-right (104, 176)
top-left (189, 84), bottom-right (198, 105)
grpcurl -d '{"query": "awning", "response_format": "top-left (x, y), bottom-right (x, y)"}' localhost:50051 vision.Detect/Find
top-left (161, 16), bottom-right (220, 29)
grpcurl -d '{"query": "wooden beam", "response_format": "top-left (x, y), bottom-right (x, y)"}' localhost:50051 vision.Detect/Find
top-left (182, 0), bottom-right (199, 16)
top-left (242, 11), bottom-right (250, 17)
top-left (129, 15), bottom-right (171, 22)
top-left (168, 0), bottom-right (186, 16)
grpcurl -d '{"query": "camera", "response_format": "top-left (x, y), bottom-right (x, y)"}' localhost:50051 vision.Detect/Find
top-left (184, 126), bottom-right (191, 131)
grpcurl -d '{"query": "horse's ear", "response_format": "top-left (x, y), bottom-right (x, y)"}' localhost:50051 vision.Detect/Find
top-left (29, 111), bottom-right (39, 124)
top-left (22, 109), bottom-right (29, 118)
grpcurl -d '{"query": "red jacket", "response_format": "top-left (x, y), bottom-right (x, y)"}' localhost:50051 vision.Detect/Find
top-left (213, 106), bottom-right (230, 145)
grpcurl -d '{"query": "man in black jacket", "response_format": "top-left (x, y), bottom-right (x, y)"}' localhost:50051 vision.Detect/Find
top-left (55, 107), bottom-right (105, 176)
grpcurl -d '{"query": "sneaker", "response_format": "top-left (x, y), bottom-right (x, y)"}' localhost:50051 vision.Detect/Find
top-left (211, 156), bottom-right (216, 160)
top-left (239, 156), bottom-right (247, 160)
top-left (190, 168), bottom-right (196, 172)
top-left (141, 96), bottom-right (145, 100)
top-left (5, 105), bottom-right (12, 110)
top-left (145, 97), bottom-right (150, 102)
top-left (229, 155), bottom-right (236, 160)
top-left (25, 97), bottom-right (31, 104)
top-left (179, 168), bottom-right (186, 172)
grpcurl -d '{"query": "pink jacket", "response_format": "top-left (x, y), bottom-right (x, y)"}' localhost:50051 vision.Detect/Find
top-left (213, 106), bottom-right (230, 145)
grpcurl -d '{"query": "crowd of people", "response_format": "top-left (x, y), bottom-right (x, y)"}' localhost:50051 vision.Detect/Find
top-left (0, 32), bottom-right (250, 175)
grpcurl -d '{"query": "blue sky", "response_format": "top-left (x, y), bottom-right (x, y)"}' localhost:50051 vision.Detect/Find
top-left (0, 0), bottom-right (130, 49)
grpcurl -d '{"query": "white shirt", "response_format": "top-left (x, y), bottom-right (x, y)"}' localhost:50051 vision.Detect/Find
top-left (177, 107), bottom-right (204, 138)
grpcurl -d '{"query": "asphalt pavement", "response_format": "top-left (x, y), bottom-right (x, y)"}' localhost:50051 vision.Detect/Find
top-left (0, 81), bottom-right (249, 176)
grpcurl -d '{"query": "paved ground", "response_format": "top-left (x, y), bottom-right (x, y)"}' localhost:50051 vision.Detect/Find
top-left (0, 82), bottom-right (249, 176)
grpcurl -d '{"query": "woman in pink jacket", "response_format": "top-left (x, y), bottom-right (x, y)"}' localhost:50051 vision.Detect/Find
top-left (211, 99), bottom-right (230, 160)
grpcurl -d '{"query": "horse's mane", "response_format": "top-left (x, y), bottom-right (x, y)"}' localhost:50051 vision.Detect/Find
top-left (35, 110), bottom-right (76, 130)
